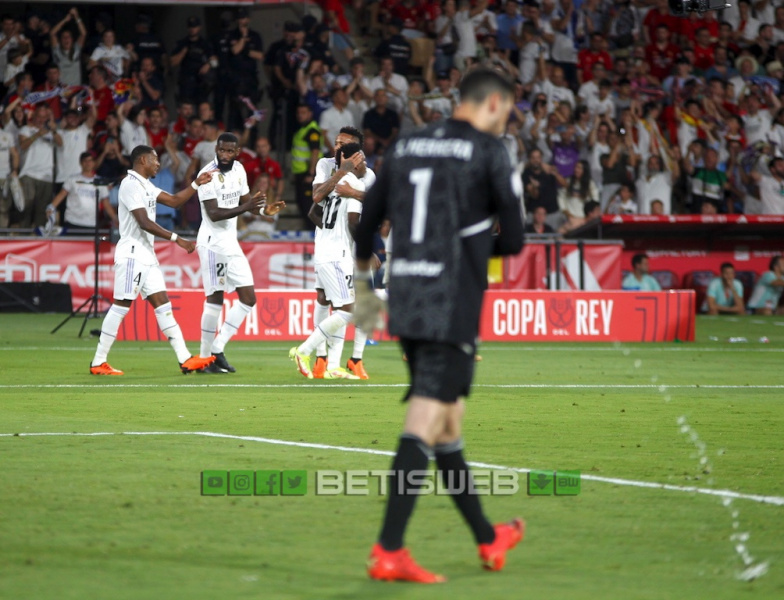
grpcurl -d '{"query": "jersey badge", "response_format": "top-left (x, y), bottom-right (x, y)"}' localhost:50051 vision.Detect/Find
top-left (218, 173), bottom-right (225, 183)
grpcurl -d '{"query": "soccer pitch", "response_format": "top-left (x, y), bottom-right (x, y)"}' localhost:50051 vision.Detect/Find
top-left (1, 313), bottom-right (783, 599)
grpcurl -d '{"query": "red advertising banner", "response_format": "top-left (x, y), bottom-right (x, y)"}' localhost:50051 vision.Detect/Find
top-left (479, 290), bottom-right (695, 342)
top-left (0, 240), bottom-right (626, 311)
top-left (116, 289), bottom-right (695, 343)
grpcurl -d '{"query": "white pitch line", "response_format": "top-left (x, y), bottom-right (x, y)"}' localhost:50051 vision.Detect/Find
top-left (1, 383), bottom-right (784, 390)
top-left (1, 346), bottom-right (783, 353)
top-left (1, 430), bottom-right (783, 507)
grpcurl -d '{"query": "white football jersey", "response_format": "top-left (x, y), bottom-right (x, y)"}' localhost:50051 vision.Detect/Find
top-left (314, 172), bottom-right (364, 264)
top-left (115, 170), bottom-right (163, 265)
top-left (197, 159), bottom-right (250, 255)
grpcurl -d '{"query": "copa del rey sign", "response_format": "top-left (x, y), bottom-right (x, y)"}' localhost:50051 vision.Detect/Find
top-left (116, 289), bottom-right (695, 343)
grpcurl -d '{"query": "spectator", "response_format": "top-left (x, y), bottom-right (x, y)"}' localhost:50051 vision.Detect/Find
top-left (170, 17), bottom-right (216, 104)
top-left (291, 103), bottom-right (322, 227)
top-left (645, 24), bottom-right (681, 83)
top-left (246, 137), bottom-right (284, 198)
top-left (0, 15), bottom-right (27, 83)
top-left (747, 256), bottom-right (784, 315)
top-left (622, 254), bottom-right (662, 291)
top-left (212, 11), bottom-right (235, 126)
top-left (523, 147), bottom-right (564, 229)
top-left (637, 152), bottom-right (679, 215)
top-left (118, 104), bottom-right (151, 159)
top-left (227, 8), bottom-right (264, 131)
top-left (369, 56), bottom-right (409, 115)
top-left (323, 0), bottom-right (354, 61)
top-left (524, 205), bottom-right (555, 234)
top-left (422, 69), bottom-right (458, 119)
top-left (18, 105), bottom-right (61, 228)
top-left (375, 18), bottom-right (411, 77)
top-left (495, 0), bottom-right (522, 61)
top-left (185, 119), bottom-right (220, 181)
top-left (470, 0), bottom-right (497, 42)
top-left (550, 123), bottom-right (580, 178)
top-left (146, 107), bottom-right (168, 154)
top-left (705, 262), bottom-right (745, 315)
top-left (4, 46), bottom-right (32, 93)
top-left (606, 182), bottom-right (638, 214)
top-left (608, 0), bottom-right (640, 56)
top-left (0, 118), bottom-right (19, 228)
top-left (181, 116), bottom-right (203, 157)
top-left (170, 100), bottom-right (195, 136)
top-left (24, 12), bottom-right (52, 85)
top-left (363, 88), bottom-right (400, 151)
top-left (56, 107), bottom-right (96, 190)
top-left (600, 129), bottom-right (638, 208)
top-left (558, 159), bottom-right (598, 223)
top-left (35, 65), bottom-right (65, 122)
top-left (535, 59), bottom-right (575, 113)
top-left (94, 136), bottom-right (129, 183)
top-left (684, 146), bottom-right (729, 213)
top-left (88, 30), bottom-right (130, 80)
top-left (88, 66), bottom-right (115, 125)
top-left (578, 32), bottom-right (613, 83)
top-left (752, 157), bottom-right (784, 214)
top-left (133, 56), bottom-right (164, 110)
top-left (561, 199), bottom-right (601, 233)
top-left (300, 73), bottom-right (333, 124)
top-left (642, 0), bottom-right (679, 45)
top-left (320, 86), bottom-right (356, 155)
top-left (743, 90), bottom-right (779, 145)
top-left (47, 152), bottom-right (116, 233)
top-left (271, 23), bottom-right (308, 149)
top-left (735, 0), bottom-right (761, 45)
top-left (126, 13), bottom-right (167, 72)
top-left (50, 8), bottom-right (86, 87)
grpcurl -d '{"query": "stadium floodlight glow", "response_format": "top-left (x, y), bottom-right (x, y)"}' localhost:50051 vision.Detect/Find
top-left (669, 0), bottom-right (731, 15)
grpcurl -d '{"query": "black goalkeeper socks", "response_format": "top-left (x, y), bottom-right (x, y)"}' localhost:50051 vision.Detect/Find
top-left (378, 434), bottom-right (431, 551)
top-left (435, 440), bottom-right (496, 545)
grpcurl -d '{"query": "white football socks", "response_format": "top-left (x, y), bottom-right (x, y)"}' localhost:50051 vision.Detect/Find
top-left (352, 327), bottom-right (367, 361)
top-left (299, 310), bottom-right (352, 357)
top-left (314, 301), bottom-right (330, 357)
top-left (91, 304), bottom-right (129, 366)
top-left (327, 324), bottom-right (347, 370)
top-left (154, 302), bottom-right (190, 363)
top-left (200, 301), bottom-right (222, 358)
top-left (212, 301), bottom-right (253, 354)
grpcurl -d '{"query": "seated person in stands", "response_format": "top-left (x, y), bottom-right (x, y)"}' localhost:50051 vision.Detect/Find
top-left (705, 262), bottom-right (745, 315)
top-left (622, 253), bottom-right (662, 291)
top-left (524, 205), bottom-right (554, 234)
top-left (650, 199), bottom-right (665, 215)
top-left (747, 255), bottom-right (784, 315)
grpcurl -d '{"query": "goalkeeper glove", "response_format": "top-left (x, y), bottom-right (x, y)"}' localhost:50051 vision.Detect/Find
top-left (353, 268), bottom-right (386, 334)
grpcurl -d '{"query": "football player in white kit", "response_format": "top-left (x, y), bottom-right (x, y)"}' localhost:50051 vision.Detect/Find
top-left (309, 126), bottom-right (378, 379)
top-left (90, 145), bottom-right (216, 375)
top-left (197, 133), bottom-right (286, 373)
top-left (290, 142), bottom-right (368, 379)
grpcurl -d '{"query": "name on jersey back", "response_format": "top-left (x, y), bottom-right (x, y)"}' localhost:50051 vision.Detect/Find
top-left (393, 139), bottom-right (474, 161)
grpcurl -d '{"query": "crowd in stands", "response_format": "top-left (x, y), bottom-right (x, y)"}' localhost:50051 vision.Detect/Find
top-left (2, 1), bottom-right (784, 238)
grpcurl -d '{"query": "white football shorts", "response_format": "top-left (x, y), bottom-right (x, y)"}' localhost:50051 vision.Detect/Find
top-left (198, 247), bottom-right (254, 296)
top-left (315, 259), bottom-right (355, 308)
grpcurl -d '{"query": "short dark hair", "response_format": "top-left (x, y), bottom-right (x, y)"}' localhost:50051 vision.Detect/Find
top-left (79, 151), bottom-right (93, 163)
top-left (631, 253), bottom-right (648, 269)
top-left (187, 116), bottom-right (202, 126)
top-left (336, 142), bottom-right (361, 168)
top-left (339, 126), bottom-right (364, 147)
top-left (720, 262), bottom-right (735, 272)
top-left (458, 68), bottom-right (514, 105)
top-left (203, 119), bottom-right (219, 130)
top-left (130, 145), bottom-right (155, 165)
top-left (769, 255), bottom-right (782, 271)
top-left (217, 132), bottom-right (239, 145)
top-left (583, 200), bottom-right (600, 217)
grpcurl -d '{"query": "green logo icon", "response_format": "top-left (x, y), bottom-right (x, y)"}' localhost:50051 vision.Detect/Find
top-left (201, 470), bottom-right (228, 496)
top-left (255, 470), bottom-right (281, 496)
top-left (528, 470), bottom-right (554, 495)
top-left (555, 470), bottom-right (581, 496)
top-left (281, 470), bottom-right (308, 495)
top-left (229, 470), bottom-right (254, 496)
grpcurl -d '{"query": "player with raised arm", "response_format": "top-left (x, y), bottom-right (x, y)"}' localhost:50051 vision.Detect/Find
top-left (90, 145), bottom-right (216, 376)
top-left (290, 143), bottom-right (367, 379)
top-left (353, 68), bottom-right (526, 583)
top-left (197, 133), bottom-right (286, 373)
top-left (309, 126), bottom-right (377, 379)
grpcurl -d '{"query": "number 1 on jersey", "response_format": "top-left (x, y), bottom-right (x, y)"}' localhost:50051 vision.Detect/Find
top-left (409, 168), bottom-right (433, 244)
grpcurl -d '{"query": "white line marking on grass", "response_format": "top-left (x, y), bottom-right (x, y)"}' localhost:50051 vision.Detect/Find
top-left (2, 430), bottom-right (783, 507)
top-left (2, 384), bottom-right (784, 390)
top-left (2, 346), bottom-right (784, 353)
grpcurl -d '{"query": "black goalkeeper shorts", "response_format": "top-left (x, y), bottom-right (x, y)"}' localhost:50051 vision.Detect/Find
top-left (399, 338), bottom-right (476, 404)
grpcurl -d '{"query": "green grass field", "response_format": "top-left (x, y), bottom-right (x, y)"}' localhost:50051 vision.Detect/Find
top-left (1, 313), bottom-right (783, 599)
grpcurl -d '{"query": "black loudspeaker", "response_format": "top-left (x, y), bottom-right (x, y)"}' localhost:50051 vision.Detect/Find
top-left (0, 283), bottom-right (73, 313)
